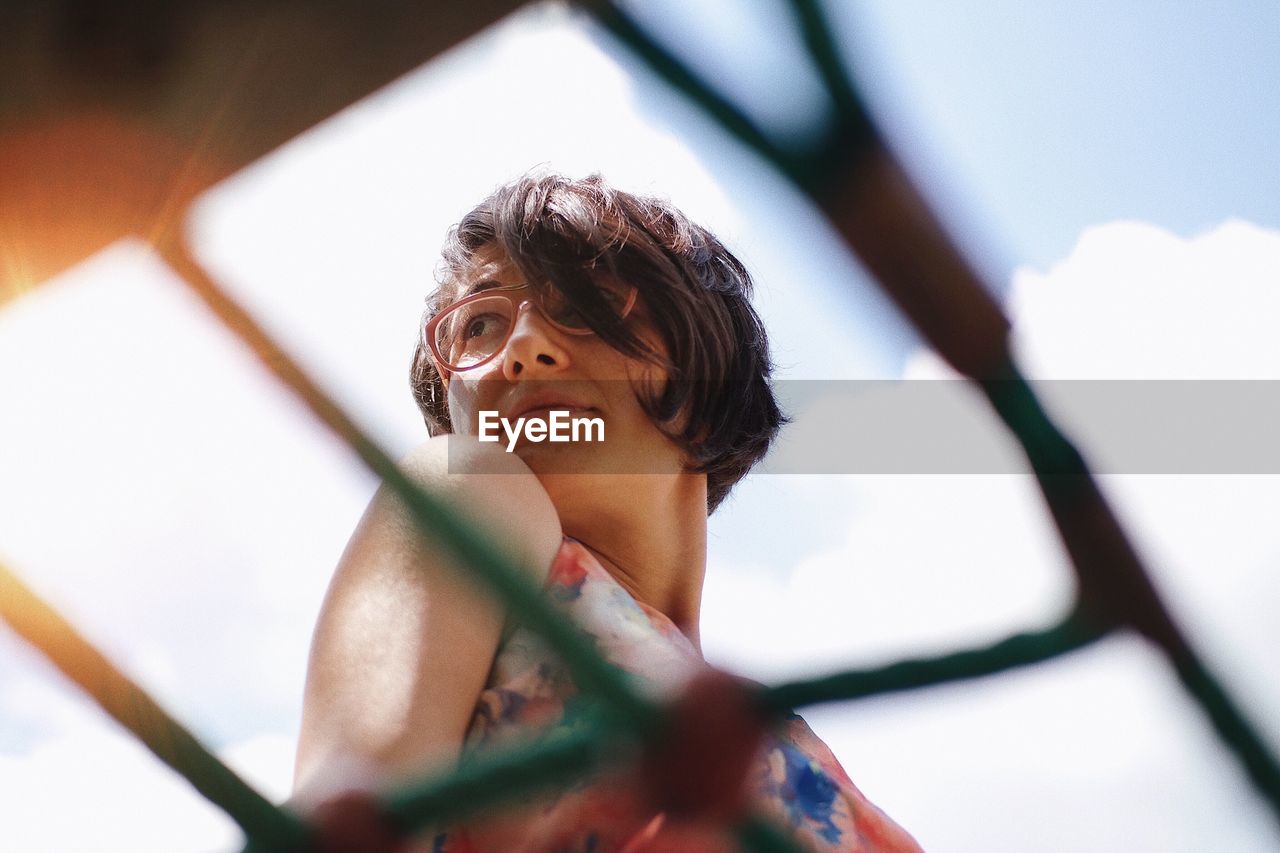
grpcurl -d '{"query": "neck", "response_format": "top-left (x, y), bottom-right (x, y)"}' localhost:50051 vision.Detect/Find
top-left (551, 472), bottom-right (708, 652)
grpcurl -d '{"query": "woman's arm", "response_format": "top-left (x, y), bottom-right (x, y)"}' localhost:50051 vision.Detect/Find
top-left (292, 434), bottom-right (562, 805)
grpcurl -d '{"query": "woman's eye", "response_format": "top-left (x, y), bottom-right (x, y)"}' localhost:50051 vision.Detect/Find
top-left (464, 314), bottom-right (500, 339)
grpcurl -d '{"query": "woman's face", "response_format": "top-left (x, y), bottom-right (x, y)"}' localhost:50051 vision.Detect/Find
top-left (439, 246), bottom-right (690, 489)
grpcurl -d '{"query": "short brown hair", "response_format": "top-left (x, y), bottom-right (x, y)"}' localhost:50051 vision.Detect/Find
top-left (409, 171), bottom-right (785, 513)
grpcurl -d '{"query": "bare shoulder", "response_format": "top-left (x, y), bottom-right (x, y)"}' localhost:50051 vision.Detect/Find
top-left (388, 433), bottom-right (563, 585)
top-left (293, 434), bottom-right (562, 800)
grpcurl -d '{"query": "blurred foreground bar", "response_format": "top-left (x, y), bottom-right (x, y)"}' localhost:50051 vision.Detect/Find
top-left (0, 0), bottom-right (524, 295)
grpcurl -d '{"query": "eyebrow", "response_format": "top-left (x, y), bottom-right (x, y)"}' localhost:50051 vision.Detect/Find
top-left (458, 278), bottom-right (508, 299)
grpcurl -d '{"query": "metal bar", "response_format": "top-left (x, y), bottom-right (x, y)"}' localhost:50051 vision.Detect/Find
top-left (759, 611), bottom-right (1105, 714)
top-left (383, 719), bottom-right (619, 837)
top-left (784, 0), bottom-right (876, 145)
top-left (586, 0), bottom-right (814, 189)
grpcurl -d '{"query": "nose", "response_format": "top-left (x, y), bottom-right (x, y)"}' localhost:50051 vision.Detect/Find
top-left (500, 300), bottom-right (570, 381)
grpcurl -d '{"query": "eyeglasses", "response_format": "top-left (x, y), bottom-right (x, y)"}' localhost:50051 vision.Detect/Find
top-left (426, 282), bottom-right (639, 372)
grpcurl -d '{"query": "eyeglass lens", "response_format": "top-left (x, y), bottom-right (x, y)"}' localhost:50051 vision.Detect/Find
top-left (436, 296), bottom-right (519, 369)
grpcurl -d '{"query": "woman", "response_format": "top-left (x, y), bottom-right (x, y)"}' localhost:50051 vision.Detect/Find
top-left (292, 173), bottom-right (922, 851)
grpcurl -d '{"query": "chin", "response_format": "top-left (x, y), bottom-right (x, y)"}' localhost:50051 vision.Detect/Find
top-left (513, 441), bottom-right (601, 474)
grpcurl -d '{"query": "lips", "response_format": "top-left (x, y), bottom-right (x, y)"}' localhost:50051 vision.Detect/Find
top-left (504, 392), bottom-right (596, 422)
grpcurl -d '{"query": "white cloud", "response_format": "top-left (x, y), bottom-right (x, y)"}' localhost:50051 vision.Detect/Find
top-left (0, 723), bottom-right (241, 852)
top-left (0, 654), bottom-right (294, 852)
top-left (0, 688), bottom-right (294, 853)
top-left (704, 474), bottom-right (1072, 682)
top-left (1008, 219), bottom-right (1280, 380)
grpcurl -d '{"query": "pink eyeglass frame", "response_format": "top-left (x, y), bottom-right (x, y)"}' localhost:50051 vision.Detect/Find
top-left (425, 282), bottom-right (639, 373)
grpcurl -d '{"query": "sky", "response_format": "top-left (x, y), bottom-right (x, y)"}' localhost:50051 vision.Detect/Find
top-left (2, 3), bottom-right (1279, 851)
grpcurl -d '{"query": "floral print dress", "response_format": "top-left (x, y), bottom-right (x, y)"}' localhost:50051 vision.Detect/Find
top-left (431, 537), bottom-right (923, 853)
